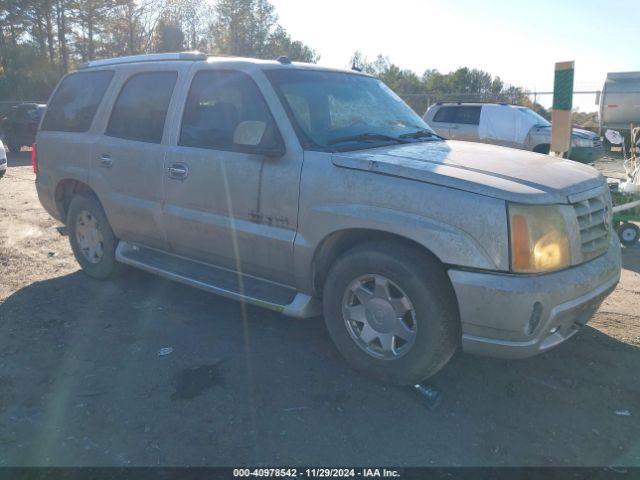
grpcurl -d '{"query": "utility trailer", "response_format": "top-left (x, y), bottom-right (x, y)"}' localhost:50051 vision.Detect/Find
top-left (599, 72), bottom-right (640, 154)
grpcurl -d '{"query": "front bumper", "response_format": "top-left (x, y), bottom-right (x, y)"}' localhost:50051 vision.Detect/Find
top-left (448, 235), bottom-right (621, 359)
top-left (568, 144), bottom-right (605, 163)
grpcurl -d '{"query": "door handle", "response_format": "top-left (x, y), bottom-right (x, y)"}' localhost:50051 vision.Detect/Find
top-left (99, 154), bottom-right (113, 167)
top-left (449, 125), bottom-right (459, 130)
top-left (167, 163), bottom-right (188, 180)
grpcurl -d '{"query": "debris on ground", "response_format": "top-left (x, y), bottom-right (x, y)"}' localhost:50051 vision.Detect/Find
top-left (412, 383), bottom-right (442, 411)
top-left (158, 347), bottom-right (173, 357)
top-left (615, 410), bottom-right (631, 416)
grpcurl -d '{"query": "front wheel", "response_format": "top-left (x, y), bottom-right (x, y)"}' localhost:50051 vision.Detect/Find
top-left (618, 222), bottom-right (639, 246)
top-left (322, 242), bottom-right (460, 385)
top-left (67, 193), bottom-right (123, 279)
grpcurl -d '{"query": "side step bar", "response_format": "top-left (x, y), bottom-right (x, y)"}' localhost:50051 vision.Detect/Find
top-left (115, 241), bottom-right (322, 318)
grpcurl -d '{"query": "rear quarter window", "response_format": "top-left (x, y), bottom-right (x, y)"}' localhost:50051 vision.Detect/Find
top-left (41, 70), bottom-right (114, 132)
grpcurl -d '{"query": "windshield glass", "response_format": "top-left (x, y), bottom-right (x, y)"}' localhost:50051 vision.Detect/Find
top-left (516, 107), bottom-right (551, 127)
top-left (265, 69), bottom-right (437, 150)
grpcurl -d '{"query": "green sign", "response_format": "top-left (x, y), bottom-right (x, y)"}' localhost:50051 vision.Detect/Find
top-left (553, 67), bottom-right (574, 111)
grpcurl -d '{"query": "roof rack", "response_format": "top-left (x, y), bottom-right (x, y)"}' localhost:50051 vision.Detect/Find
top-left (79, 51), bottom-right (208, 70)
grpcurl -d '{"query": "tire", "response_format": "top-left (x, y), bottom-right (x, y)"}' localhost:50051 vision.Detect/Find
top-left (67, 193), bottom-right (123, 279)
top-left (532, 144), bottom-right (550, 154)
top-left (618, 222), bottom-right (639, 246)
top-left (322, 241), bottom-right (460, 385)
top-left (0, 170), bottom-right (4, 178)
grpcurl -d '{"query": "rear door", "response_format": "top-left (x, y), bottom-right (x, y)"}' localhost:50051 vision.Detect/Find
top-left (89, 66), bottom-right (180, 251)
top-left (38, 70), bottom-right (115, 200)
top-left (448, 106), bottom-right (481, 141)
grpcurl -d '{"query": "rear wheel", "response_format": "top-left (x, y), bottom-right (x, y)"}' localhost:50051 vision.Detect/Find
top-left (618, 222), bottom-right (639, 246)
top-left (322, 242), bottom-right (459, 385)
top-left (67, 193), bottom-right (123, 279)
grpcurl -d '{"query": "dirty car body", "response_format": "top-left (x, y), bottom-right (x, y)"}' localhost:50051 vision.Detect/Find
top-left (34, 54), bottom-right (621, 383)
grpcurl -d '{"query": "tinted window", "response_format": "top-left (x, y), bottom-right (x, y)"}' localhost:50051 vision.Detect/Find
top-left (432, 106), bottom-right (481, 125)
top-left (454, 106), bottom-right (481, 125)
top-left (107, 72), bottom-right (177, 143)
top-left (41, 71), bottom-right (114, 132)
top-left (179, 70), bottom-right (280, 151)
top-left (432, 106), bottom-right (456, 123)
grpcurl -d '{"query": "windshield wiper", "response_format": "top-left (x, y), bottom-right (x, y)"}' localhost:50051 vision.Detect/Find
top-left (399, 129), bottom-right (444, 140)
top-left (327, 133), bottom-right (410, 146)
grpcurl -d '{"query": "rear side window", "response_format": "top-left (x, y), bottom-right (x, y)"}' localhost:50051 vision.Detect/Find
top-left (41, 71), bottom-right (114, 132)
top-left (454, 106), bottom-right (481, 125)
top-left (107, 71), bottom-right (177, 143)
top-left (179, 70), bottom-right (281, 151)
top-left (432, 106), bottom-right (481, 125)
top-left (432, 106), bottom-right (456, 123)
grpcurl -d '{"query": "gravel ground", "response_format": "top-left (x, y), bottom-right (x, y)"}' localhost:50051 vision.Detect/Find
top-left (0, 151), bottom-right (639, 467)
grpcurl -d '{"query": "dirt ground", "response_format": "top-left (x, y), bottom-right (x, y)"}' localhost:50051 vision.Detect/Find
top-left (0, 151), bottom-right (639, 467)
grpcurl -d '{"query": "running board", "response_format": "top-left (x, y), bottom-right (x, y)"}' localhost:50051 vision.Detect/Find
top-left (115, 241), bottom-right (322, 318)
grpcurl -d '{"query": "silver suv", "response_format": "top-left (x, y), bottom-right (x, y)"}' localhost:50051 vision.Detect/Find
top-left (424, 102), bottom-right (604, 163)
top-left (35, 53), bottom-right (621, 385)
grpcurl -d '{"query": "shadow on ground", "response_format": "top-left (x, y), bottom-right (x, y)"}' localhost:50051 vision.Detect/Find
top-left (0, 269), bottom-right (638, 466)
top-left (622, 243), bottom-right (640, 274)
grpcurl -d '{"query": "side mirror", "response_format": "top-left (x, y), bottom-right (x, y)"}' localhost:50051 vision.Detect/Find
top-left (233, 120), bottom-right (285, 157)
top-left (233, 121), bottom-right (266, 147)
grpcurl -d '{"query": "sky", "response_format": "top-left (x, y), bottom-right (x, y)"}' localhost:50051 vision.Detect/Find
top-left (269, 0), bottom-right (637, 112)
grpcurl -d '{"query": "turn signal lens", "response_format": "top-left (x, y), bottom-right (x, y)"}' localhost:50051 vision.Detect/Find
top-left (509, 204), bottom-right (571, 273)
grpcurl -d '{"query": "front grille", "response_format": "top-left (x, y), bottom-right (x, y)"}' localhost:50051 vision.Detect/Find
top-left (572, 192), bottom-right (611, 262)
top-left (593, 139), bottom-right (602, 148)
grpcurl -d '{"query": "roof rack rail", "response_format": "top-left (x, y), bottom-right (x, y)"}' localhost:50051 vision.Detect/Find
top-left (79, 51), bottom-right (208, 70)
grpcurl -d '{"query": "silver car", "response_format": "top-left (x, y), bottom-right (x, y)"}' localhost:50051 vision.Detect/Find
top-left (34, 53), bottom-right (621, 384)
top-left (424, 102), bottom-right (605, 163)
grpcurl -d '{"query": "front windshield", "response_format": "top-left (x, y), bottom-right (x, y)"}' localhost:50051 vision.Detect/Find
top-left (266, 69), bottom-right (437, 150)
top-left (516, 107), bottom-right (551, 127)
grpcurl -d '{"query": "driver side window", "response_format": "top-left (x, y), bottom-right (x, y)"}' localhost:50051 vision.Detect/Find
top-left (179, 70), bottom-right (281, 152)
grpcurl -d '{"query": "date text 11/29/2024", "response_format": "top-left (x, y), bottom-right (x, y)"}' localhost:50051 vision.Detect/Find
top-left (233, 468), bottom-right (401, 478)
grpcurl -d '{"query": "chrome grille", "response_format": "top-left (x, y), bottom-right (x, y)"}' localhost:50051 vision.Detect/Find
top-left (572, 192), bottom-right (611, 262)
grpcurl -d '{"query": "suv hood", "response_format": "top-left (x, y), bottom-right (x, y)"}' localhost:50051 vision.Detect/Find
top-left (332, 140), bottom-right (604, 204)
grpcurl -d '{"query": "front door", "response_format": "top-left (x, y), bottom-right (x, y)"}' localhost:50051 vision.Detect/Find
top-left (162, 68), bottom-right (300, 285)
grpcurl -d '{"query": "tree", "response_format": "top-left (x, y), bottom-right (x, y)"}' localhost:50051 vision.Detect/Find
top-left (350, 51), bottom-right (528, 113)
top-left (152, 16), bottom-right (184, 52)
top-left (208, 0), bottom-right (317, 61)
top-left (0, 0), bottom-right (318, 103)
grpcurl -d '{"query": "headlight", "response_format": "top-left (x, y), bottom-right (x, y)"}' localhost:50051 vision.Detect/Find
top-left (508, 204), bottom-right (573, 273)
top-left (572, 137), bottom-right (593, 148)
